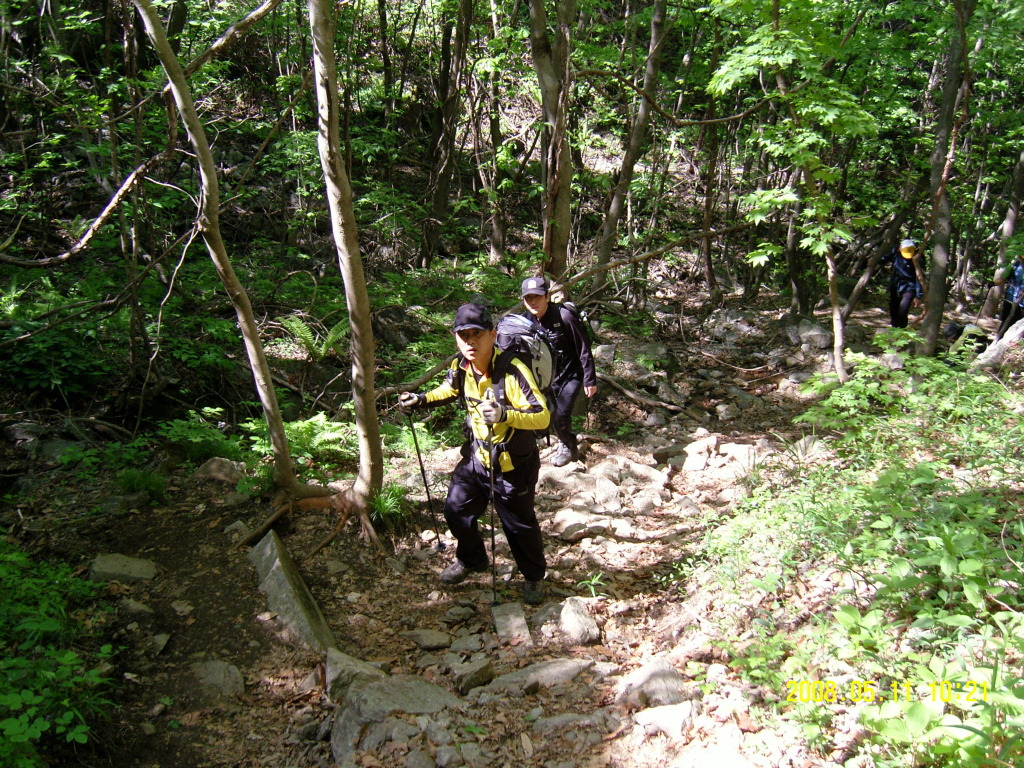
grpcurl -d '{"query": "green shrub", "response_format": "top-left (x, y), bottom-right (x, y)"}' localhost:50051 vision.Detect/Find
top-left (157, 408), bottom-right (249, 464)
top-left (115, 468), bottom-right (166, 500)
top-left (702, 333), bottom-right (1024, 767)
top-left (243, 412), bottom-right (357, 482)
top-left (369, 483), bottom-right (413, 535)
top-left (0, 542), bottom-right (113, 768)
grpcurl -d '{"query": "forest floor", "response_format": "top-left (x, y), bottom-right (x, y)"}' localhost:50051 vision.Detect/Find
top-left (5, 293), bottom-right (1001, 768)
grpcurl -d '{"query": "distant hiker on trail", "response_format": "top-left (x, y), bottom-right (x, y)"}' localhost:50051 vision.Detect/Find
top-left (398, 302), bottom-right (550, 605)
top-left (943, 322), bottom-right (989, 365)
top-left (994, 252), bottom-right (1024, 340)
top-left (880, 238), bottom-right (924, 328)
top-left (520, 277), bottom-right (597, 467)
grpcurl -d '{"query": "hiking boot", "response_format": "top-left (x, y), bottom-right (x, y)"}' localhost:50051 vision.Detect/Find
top-left (523, 579), bottom-right (546, 605)
top-left (549, 443), bottom-right (576, 467)
top-left (439, 560), bottom-right (487, 585)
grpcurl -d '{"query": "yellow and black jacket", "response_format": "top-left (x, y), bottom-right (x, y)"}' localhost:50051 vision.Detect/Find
top-left (423, 349), bottom-right (549, 471)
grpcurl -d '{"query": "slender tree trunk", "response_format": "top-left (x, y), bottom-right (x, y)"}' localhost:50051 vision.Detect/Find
top-left (920, 0), bottom-right (977, 355)
top-left (307, 0), bottom-right (383, 507)
top-left (982, 143), bottom-right (1024, 317)
top-left (699, 19), bottom-right (722, 304)
top-left (376, 0), bottom-right (393, 111)
top-left (527, 0), bottom-right (575, 280)
top-left (132, 0), bottom-right (306, 494)
top-left (590, 0), bottom-right (667, 297)
top-left (486, 71), bottom-right (508, 261)
top-left (417, 0), bottom-right (474, 269)
top-left (783, 198), bottom-right (807, 315)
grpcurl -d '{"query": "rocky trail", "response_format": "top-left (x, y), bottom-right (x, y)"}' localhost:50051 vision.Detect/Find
top-left (4, 301), bottom-right (947, 768)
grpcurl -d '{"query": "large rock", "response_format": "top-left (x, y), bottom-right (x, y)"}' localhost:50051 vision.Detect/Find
top-left (615, 658), bottom-right (700, 709)
top-left (325, 647), bottom-right (387, 702)
top-left (191, 659), bottom-right (244, 698)
top-left (248, 530), bottom-right (336, 652)
top-left (193, 457), bottom-right (246, 484)
top-left (484, 658), bottom-right (594, 695)
top-left (490, 602), bottom-right (533, 649)
top-left (559, 597), bottom-right (601, 645)
top-left (331, 677), bottom-right (463, 767)
top-left (634, 700), bottom-right (701, 742)
top-left (89, 554), bottom-right (157, 582)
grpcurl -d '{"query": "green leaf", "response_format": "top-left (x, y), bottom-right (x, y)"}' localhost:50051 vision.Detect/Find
top-left (905, 701), bottom-right (933, 736)
top-left (957, 558), bottom-right (983, 575)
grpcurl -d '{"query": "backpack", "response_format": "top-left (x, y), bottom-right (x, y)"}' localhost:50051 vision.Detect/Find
top-left (494, 312), bottom-right (555, 391)
top-left (560, 300), bottom-right (595, 344)
top-left (454, 314), bottom-right (554, 440)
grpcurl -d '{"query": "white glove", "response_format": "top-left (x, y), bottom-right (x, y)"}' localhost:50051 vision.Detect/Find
top-left (399, 392), bottom-right (423, 412)
top-left (479, 400), bottom-right (505, 425)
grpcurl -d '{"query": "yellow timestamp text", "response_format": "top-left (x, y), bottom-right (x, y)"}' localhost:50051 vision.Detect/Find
top-left (786, 679), bottom-right (989, 705)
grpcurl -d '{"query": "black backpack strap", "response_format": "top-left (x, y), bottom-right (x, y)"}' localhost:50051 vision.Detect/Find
top-left (489, 351), bottom-right (514, 407)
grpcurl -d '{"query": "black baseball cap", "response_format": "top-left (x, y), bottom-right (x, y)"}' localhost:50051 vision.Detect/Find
top-left (453, 303), bottom-right (493, 332)
top-left (521, 277), bottom-right (549, 297)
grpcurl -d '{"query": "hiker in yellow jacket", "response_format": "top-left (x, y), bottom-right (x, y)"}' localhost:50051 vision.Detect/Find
top-left (399, 303), bottom-right (550, 604)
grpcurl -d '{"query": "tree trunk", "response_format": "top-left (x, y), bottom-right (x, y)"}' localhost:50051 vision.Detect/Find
top-left (982, 143), bottom-right (1024, 317)
top-left (699, 19), bottom-right (722, 304)
top-left (920, 0), bottom-right (977, 355)
top-left (590, 0), bottom-right (667, 297)
top-left (132, 0), bottom-right (308, 494)
top-left (527, 0), bottom-right (575, 280)
top-left (307, 0), bottom-right (383, 508)
top-left (376, 0), bottom-right (393, 111)
top-left (417, 0), bottom-right (474, 269)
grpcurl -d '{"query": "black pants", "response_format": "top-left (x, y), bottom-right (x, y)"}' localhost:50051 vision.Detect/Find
top-left (997, 298), bottom-right (1024, 339)
top-left (442, 449), bottom-right (545, 581)
top-left (549, 376), bottom-right (583, 453)
top-left (889, 287), bottom-right (916, 328)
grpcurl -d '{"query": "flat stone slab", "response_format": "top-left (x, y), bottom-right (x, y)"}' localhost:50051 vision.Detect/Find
top-left (491, 602), bottom-right (533, 648)
top-left (399, 629), bottom-right (451, 650)
top-left (191, 659), bottom-right (244, 697)
top-left (485, 658), bottom-right (594, 695)
top-left (248, 530), bottom-right (336, 652)
top-left (89, 554), bottom-right (157, 582)
top-left (325, 647), bottom-right (388, 703)
top-left (331, 676), bottom-right (464, 765)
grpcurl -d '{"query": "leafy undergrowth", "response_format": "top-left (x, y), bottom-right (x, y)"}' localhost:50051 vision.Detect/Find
top-left (0, 542), bottom-right (115, 768)
top-left (694, 328), bottom-right (1024, 767)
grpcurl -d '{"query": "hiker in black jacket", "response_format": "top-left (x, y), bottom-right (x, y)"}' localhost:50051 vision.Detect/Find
top-left (880, 238), bottom-right (924, 328)
top-left (520, 277), bottom-right (597, 467)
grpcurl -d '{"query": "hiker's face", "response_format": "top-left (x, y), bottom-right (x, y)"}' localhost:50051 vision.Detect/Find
top-left (455, 328), bottom-right (495, 366)
top-left (523, 293), bottom-right (549, 317)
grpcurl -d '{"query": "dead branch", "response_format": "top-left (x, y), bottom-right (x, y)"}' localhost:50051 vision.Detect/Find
top-left (597, 372), bottom-right (684, 413)
top-left (376, 354), bottom-right (458, 398)
top-left (0, 152), bottom-right (169, 268)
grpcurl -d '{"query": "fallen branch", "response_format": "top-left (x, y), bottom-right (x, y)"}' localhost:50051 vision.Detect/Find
top-left (596, 372), bottom-right (684, 412)
top-left (376, 354), bottom-right (458, 398)
top-left (0, 152), bottom-right (169, 268)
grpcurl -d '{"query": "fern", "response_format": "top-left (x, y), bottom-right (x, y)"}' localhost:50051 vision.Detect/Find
top-left (279, 316), bottom-right (349, 361)
top-left (280, 316), bottom-right (319, 359)
top-left (321, 319), bottom-right (349, 358)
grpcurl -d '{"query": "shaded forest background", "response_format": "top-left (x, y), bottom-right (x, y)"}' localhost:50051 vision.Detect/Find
top-left (4, 0), bottom-right (1024, 428)
top-left (2, 1), bottom-right (1024, 767)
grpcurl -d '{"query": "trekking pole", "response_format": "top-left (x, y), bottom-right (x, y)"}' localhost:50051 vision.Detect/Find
top-left (407, 412), bottom-right (444, 552)
top-left (486, 416), bottom-right (499, 605)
